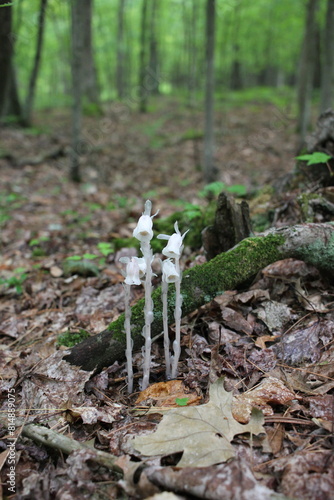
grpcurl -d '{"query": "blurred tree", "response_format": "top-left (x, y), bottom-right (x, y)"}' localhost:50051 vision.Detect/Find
top-left (116, 0), bottom-right (126, 99)
top-left (148, 0), bottom-right (159, 95)
top-left (297, 0), bottom-right (319, 148)
top-left (22, 0), bottom-right (48, 126)
top-left (138, 0), bottom-right (148, 112)
top-left (70, 0), bottom-right (84, 183)
top-left (82, 0), bottom-right (99, 106)
top-left (0, 2), bottom-right (13, 120)
top-left (320, 0), bottom-right (334, 112)
top-left (203, 0), bottom-right (216, 183)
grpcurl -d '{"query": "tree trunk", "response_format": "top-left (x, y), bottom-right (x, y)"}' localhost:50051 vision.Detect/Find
top-left (0, 2), bottom-right (13, 120)
top-left (116, 0), bottom-right (126, 99)
top-left (138, 0), bottom-right (148, 113)
top-left (70, 0), bottom-right (84, 183)
top-left (297, 0), bottom-right (319, 149)
top-left (320, 0), bottom-right (334, 113)
top-left (203, 0), bottom-right (216, 183)
top-left (81, 0), bottom-right (99, 106)
top-left (22, 0), bottom-right (48, 126)
top-left (148, 0), bottom-right (159, 95)
top-left (64, 222), bottom-right (334, 372)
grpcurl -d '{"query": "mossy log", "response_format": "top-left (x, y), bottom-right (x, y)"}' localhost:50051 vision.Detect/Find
top-left (64, 223), bottom-right (334, 372)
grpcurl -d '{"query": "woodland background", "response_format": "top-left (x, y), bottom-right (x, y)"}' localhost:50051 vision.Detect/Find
top-left (1, 1), bottom-right (334, 499)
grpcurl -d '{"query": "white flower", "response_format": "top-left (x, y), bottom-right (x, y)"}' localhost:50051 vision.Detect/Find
top-left (133, 200), bottom-right (158, 243)
top-left (124, 257), bottom-right (141, 285)
top-left (162, 259), bottom-right (180, 283)
top-left (158, 222), bottom-right (189, 259)
top-left (136, 257), bottom-right (147, 278)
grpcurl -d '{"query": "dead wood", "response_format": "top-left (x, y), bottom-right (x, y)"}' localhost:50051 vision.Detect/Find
top-left (64, 222), bottom-right (334, 373)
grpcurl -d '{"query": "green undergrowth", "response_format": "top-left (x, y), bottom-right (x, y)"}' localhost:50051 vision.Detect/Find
top-left (57, 329), bottom-right (91, 348)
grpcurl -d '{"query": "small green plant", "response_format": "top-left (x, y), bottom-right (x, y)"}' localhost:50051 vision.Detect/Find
top-left (199, 181), bottom-right (247, 199)
top-left (0, 268), bottom-right (28, 294)
top-left (175, 397), bottom-right (189, 406)
top-left (296, 152), bottom-right (333, 176)
top-left (97, 242), bottom-right (113, 257)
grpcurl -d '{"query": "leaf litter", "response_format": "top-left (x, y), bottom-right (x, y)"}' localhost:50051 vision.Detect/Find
top-left (0, 103), bottom-right (334, 499)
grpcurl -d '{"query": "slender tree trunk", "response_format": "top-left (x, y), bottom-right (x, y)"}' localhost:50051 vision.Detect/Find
top-left (5, 62), bottom-right (23, 119)
top-left (22, 0), bottom-right (48, 126)
top-left (138, 0), bottom-right (148, 113)
top-left (70, 0), bottom-right (84, 183)
top-left (149, 0), bottom-right (159, 95)
top-left (0, 2), bottom-right (13, 120)
top-left (320, 0), bottom-right (334, 112)
top-left (116, 0), bottom-right (126, 99)
top-left (203, 0), bottom-right (216, 183)
top-left (64, 223), bottom-right (334, 372)
top-left (297, 0), bottom-right (319, 149)
top-left (82, 0), bottom-right (99, 106)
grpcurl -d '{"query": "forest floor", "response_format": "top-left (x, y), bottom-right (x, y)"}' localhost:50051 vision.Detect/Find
top-left (0, 97), bottom-right (333, 500)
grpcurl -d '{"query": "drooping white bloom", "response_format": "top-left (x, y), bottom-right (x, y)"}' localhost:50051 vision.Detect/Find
top-left (133, 200), bottom-right (158, 243)
top-left (124, 257), bottom-right (141, 285)
top-left (136, 257), bottom-right (147, 278)
top-left (162, 259), bottom-right (179, 283)
top-left (158, 222), bottom-right (189, 259)
top-left (133, 214), bottom-right (153, 242)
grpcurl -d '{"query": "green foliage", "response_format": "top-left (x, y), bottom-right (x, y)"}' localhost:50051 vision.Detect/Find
top-left (57, 329), bottom-right (91, 348)
top-left (295, 152), bottom-right (332, 166)
top-left (175, 397), bottom-right (189, 406)
top-left (0, 268), bottom-right (28, 294)
top-left (181, 129), bottom-right (203, 141)
top-left (63, 257), bottom-right (99, 277)
top-left (199, 182), bottom-right (247, 199)
top-left (97, 242), bottom-right (113, 256)
top-left (0, 191), bottom-right (25, 228)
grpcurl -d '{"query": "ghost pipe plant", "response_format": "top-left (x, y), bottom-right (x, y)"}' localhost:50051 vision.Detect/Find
top-left (158, 222), bottom-right (189, 379)
top-left (161, 259), bottom-right (180, 378)
top-left (119, 256), bottom-right (145, 393)
top-left (133, 200), bottom-right (158, 391)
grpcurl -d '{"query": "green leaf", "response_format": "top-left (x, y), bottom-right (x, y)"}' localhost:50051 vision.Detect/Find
top-left (226, 184), bottom-right (247, 196)
top-left (66, 255), bottom-right (82, 261)
top-left (175, 397), bottom-right (189, 406)
top-left (83, 253), bottom-right (97, 260)
top-left (296, 152), bottom-right (332, 166)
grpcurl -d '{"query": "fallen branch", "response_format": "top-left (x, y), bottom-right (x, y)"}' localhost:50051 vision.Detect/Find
top-left (0, 417), bottom-right (122, 474)
top-left (64, 223), bottom-right (334, 372)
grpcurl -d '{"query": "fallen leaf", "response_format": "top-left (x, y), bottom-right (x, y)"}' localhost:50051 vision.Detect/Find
top-left (256, 301), bottom-right (291, 333)
top-left (50, 265), bottom-right (63, 277)
top-left (232, 377), bottom-right (296, 424)
top-left (133, 378), bottom-right (265, 467)
top-left (136, 380), bottom-right (201, 407)
top-left (146, 459), bottom-right (290, 500)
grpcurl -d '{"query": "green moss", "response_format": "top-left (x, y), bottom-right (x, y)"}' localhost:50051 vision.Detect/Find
top-left (297, 193), bottom-right (319, 222)
top-left (57, 329), bottom-right (91, 347)
top-left (294, 232), bottom-right (334, 272)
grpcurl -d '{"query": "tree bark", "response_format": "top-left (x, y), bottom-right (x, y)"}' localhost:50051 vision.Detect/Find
top-left (64, 222), bottom-right (334, 372)
top-left (81, 0), bottom-right (99, 106)
top-left (297, 0), bottom-right (319, 149)
top-left (116, 0), bottom-right (126, 99)
top-left (0, 2), bottom-right (13, 120)
top-left (203, 0), bottom-right (216, 183)
top-left (22, 0), bottom-right (48, 126)
top-left (70, 0), bottom-right (84, 183)
top-left (138, 0), bottom-right (148, 113)
top-left (320, 0), bottom-right (334, 113)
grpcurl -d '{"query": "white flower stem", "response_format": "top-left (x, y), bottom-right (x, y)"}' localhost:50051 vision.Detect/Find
top-left (141, 241), bottom-right (153, 390)
top-left (162, 279), bottom-right (171, 379)
top-left (124, 283), bottom-right (133, 393)
top-left (171, 256), bottom-right (181, 379)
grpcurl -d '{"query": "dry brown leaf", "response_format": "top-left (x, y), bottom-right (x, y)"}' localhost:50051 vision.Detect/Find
top-left (136, 380), bottom-right (201, 407)
top-left (133, 379), bottom-right (265, 467)
top-left (232, 377), bottom-right (295, 424)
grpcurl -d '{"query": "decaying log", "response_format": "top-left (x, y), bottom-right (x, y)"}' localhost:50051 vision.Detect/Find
top-left (202, 192), bottom-right (252, 260)
top-left (64, 222), bottom-right (334, 372)
top-left (299, 109), bottom-right (334, 186)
